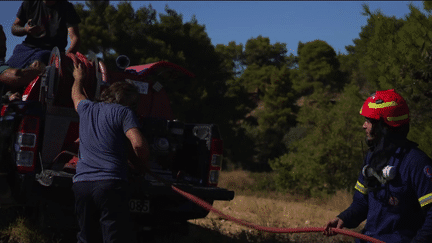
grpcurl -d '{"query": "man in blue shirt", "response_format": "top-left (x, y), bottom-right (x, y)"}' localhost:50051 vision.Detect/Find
top-left (324, 89), bottom-right (432, 242)
top-left (71, 62), bottom-right (157, 242)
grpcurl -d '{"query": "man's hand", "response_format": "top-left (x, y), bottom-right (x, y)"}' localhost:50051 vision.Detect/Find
top-left (73, 62), bottom-right (85, 81)
top-left (25, 19), bottom-right (43, 37)
top-left (71, 62), bottom-right (87, 111)
top-left (323, 217), bottom-right (344, 236)
top-left (66, 26), bottom-right (80, 54)
top-left (29, 61), bottom-right (46, 76)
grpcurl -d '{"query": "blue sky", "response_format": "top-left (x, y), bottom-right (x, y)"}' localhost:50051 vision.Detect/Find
top-left (0, 1), bottom-right (427, 61)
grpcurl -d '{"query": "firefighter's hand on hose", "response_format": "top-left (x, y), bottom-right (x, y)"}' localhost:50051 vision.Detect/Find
top-left (323, 217), bottom-right (344, 236)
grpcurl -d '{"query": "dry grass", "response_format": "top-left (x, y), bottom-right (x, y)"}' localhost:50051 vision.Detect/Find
top-left (218, 170), bottom-right (354, 211)
top-left (189, 170), bottom-right (364, 243)
top-left (0, 216), bottom-right (49, 243)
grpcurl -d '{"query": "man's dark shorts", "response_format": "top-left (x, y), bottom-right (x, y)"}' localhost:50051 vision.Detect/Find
top-left (72, 180), bottom-right (136, 243)
top-left (6, 44), bottom-right (51, 69)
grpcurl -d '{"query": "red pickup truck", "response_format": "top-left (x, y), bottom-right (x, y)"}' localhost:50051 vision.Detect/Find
top-left (0, 48), bottom-right (234, 234)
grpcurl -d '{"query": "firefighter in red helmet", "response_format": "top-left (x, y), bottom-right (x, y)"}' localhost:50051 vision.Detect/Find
top-left (324, 89), bottom-right (432, 242)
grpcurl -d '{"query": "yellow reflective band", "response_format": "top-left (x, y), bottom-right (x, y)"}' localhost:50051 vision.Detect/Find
top-left (359, 108), bottom-right (362, 114)
top-left (355, 181), bottom-right (368, 195)
top-left (387, 114), bottom-right (409, 122)
top-left (368, 101), bottom-right (398, 109)
top-left (419, 193), bottom-right (432, 207)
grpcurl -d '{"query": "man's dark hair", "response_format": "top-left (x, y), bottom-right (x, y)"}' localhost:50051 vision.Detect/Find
top-left (387, 123), bottom-right (410, 138)
top-left (98, 81), bottom-right (140, 110)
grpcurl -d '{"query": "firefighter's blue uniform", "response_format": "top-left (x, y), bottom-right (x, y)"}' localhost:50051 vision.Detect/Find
top-left (338, 144), bottom-right (432, 242)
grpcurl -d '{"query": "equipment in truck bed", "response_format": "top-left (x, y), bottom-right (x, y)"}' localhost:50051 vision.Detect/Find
top-left (0, 48), bottom-right (234, 231)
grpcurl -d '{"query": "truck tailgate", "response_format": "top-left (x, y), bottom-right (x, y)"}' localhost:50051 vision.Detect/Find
top-left (145, 182), bottom-right (235, 201)
top-left (37, 170), bottom-right (234, 201)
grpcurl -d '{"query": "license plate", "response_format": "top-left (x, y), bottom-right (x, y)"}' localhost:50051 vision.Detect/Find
top-left (129, 199), bottom-right (150, 213)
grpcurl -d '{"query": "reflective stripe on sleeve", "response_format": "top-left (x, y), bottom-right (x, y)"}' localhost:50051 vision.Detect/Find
top-left (419, 193), bottom-right (432, 207)
top-left (355, 181), bottom-right (368, 195)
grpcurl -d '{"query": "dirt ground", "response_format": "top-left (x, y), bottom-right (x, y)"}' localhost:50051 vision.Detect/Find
top-left (0, 170), bottom-right (362, 242)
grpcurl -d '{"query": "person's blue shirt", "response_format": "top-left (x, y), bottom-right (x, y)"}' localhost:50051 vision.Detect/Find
top-left (73, 99), bottom-right (141, 183)
top-left (338, 145), bottom-right (432, 242)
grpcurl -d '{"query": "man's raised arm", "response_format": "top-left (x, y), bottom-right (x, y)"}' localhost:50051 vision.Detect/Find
top-left (71, 62), bottom-right (87, 111)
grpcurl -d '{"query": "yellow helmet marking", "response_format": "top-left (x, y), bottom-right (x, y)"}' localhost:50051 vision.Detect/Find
top-left (387, 114), bottom-right (408, 121)
top-left (368, 101), bottom-right (398, 109)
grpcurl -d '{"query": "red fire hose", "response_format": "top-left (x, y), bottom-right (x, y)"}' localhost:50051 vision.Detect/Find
top-left (172, 186), bottom-right (385, 243)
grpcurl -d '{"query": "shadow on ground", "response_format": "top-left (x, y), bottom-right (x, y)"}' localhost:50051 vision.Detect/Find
top-left (0, 208), bottom-right (353, 243)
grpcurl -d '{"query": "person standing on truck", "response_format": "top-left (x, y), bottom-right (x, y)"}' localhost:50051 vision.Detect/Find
top-left (323, 89), bottom-right (432, 242)
top-left (0, 24), bottom-right (45, 102)
top-left (71, 62), bottom-right (164, 242)
top-left (6, 0), bottom-right (81, 69)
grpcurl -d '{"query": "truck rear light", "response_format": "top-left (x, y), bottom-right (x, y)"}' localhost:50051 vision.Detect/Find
top-left (208, 137), bottom-right (223, 186)
top-left (17, 133), bottom-right (37, 147)
top-left (19, 116), bottom-right (39, 132)
top-left (15, 116), bottom-right (40, 173)
top-left (16, 150), bottom-right (34, 167)
top-left (211, 154), bottom-right (222, 167)
top-left (211, 137), bottom-right (223, 154)
top-left (209, 170), bottom-right (220, 184)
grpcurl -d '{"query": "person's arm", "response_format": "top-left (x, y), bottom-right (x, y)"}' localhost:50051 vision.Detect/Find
top-left (11, 18), bottom-right (42, 37)
top-left (0, 61), bottom-right (45, 88)
top-left (71, 62), bottom-right (87, 111)
top-left (126, 127), bottom-right (171, 185)
top-left (335, 190), bottom-right (368, 228)
top-left (66, 25), bottom-right (80, 54)
top-left (411, 204), bottom-right (432, 242)
top-left (409, 154), bottom-right (432, 242)
top-left (324, 183), bottom-right (369, 236)
top-left (126, 127), bottom-right (150, 173)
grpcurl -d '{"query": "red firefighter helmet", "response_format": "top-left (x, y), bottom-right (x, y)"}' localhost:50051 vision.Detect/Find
top-left (359, 89), bottom-right (409, 127)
